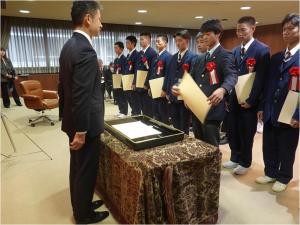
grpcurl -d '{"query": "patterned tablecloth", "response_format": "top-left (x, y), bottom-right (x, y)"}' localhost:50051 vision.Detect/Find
top-left (96, 131), bottom-right (222, 224)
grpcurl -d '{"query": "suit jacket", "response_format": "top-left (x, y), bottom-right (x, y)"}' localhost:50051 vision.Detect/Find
top-left (59, 32), bottom-right (104, 138)
top-left (262, 49), bottom-right (299, 127)
top-left (124, 49), bottom-right (139, 75)
top-left (190, 45), bottom-right (238, 121)
top-left (230, 39), bottom-right (270, 111)
top-left (148, 50), bottom-right (172, 84)
top-left (113, 54), bottom-right (127, 75)
top-left (1, 58), bottom-right (15, 83)
top-left (134, 47), bottom-right (157, 91)
top-left (165, 50), bottom-right (196, 103)
top-left (104, 68), bottom-right (113, 85)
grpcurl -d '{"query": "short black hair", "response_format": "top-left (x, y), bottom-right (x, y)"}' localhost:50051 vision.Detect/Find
top-left (1, 47), bottom-right (6, 51)
top-left (71, 1), bottom-right (100, 27)
top-left (196, 31), bottom-right (204, 40)
top-left (126, 35), bottom-right (137, 46)
top-left (281, 13), bottom-right (299, 27)
top-left (114, 41), bottom-right (124, 50)
top-left (157, 34), bottom-right (168, 43)
top-left (238, 16), bottom-right (256, 26)
top-left (173, 30), bottom-right (190, 40)
top-left (140, 32), bottom-right (151, 40)
top-left (200, 19), bottom-right (223, 34)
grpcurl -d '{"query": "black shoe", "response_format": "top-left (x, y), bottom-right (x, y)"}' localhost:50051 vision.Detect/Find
top-left (92, 200), bottom-right (104, 210)
top-left (4, 105), bottom-right (10, 108)
top-left (76, 211), bottom-right (109, 224)
top-left (16, 103), bottom-right (23, 106)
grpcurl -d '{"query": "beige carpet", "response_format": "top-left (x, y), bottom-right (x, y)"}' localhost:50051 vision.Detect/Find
top-left (1, 98), bottom-right (299, 224)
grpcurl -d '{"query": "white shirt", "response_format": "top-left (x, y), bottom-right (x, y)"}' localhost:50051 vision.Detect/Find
top-left (241, 37), bottom-right (255, 52)
top-left (128, 48), bottom-right (136, 57)
top-left (285, 43), bottom-right (300, 57)
top-left (158, 48), bottom-right (166, 56)
top-left (178, 48), bottom-right (188, 60)
top-left (74, 30), bottom-right (93, 46)
top-left (208, 42), bottom-right (221, 57)
top-left (143, 45), bottom-right (150, 53)
top-left (117, 52), bottom-right (124, 59)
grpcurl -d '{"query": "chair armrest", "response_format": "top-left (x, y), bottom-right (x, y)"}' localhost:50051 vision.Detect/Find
top-left (43, 90), bottom-right (58, 99)
top-left (21, 94), bottom-right (44, 109)
top-left (22, 94), bottom-right (41, 100)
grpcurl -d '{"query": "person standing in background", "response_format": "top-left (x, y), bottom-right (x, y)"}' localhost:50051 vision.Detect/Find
top-left (104, 62), bottom-right (113, 100)
top-left (113, 41), bottom-right (128, 118)
top-left (224, 16), bottom-right (270, 175)
top-left (98, 59), bottom-right (106, 100)
top-left (1, 47), bottom-right (22, 108)
top-left (58, 1), bottom-right (109, 223)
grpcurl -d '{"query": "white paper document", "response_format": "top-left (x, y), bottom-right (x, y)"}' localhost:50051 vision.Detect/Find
top-left (278, 90), bottom-right (299, 124)
top-left (112, 121), bottom-right (162, 139)
top-left (235, 72), bottom-right (256, 104)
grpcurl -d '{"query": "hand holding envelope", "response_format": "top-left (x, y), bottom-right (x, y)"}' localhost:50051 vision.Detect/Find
top-left (136, 70), bottom-right (148, 88)
top-left (177, 72), bottom-right (211, 123)
top-left (112, 74), bottom-right (122, 89)
top-left (278, 90), bottom-right (299, 126)
top-left (235, 72), bottom-right (256, 104)
top-left (122, 74), bottom-right (134, 91)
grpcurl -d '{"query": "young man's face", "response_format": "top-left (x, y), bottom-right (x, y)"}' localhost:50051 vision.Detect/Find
top-left (86, 9), bottom-right (103, 37)
top-left (196, 36), bottom-right (207, 53)
top-left (140, 36), bottom-right (150, 48)
top-left (156, 37), bottom-right (167, 52)
top-left (236, 23), bottom-right (255, 44)
top-left (114, 45), bottom-right (122, 55)
top-left (283, 21), bottom-right (299, 46)
top-left (126, 40), bottom-right (135, 50)
top-left (175, 36), bottom-right (188, 52)
top-left (203, 31), bottom-right (220, 49)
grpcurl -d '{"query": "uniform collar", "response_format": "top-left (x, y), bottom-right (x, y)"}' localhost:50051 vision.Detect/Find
top-left (208, 42), bottom-right (220, 56)
top-left (143, 45), bottom-right (150, 53)
top-left (285, 43), bottom-right (300, 56)
top-left (158, 48), bottom-right (166, 56)
top-left (178, 48), bottom-right (188, 60)
top-left (241, 37), bottom-right (255, 52)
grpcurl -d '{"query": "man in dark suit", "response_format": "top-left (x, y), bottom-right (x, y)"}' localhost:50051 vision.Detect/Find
top-left (173, 20), bottom-right (238, 146)
top-left (165, 30), bottom-right (196, 134)
top-left (104, 62), bottom-right (113, 99)
top-left (224, 16), bottom-right (270, 175)
top-left (113, 41), bottom-right (128, 118)
top-left (147, 34), bottom-right (172, 124)
top-left (255, 13), bottom-right (299, 192)
top-left (124, 35), bottom-right (141, 115)
top-left (58, 1), bottom-right (109, 223)
top-left (134, 33), bottom-right (157, 117)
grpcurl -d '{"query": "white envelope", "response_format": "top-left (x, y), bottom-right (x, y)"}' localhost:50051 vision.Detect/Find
top-left (235, 72), bottom-right (256, 104)
top-left (278, 90), bottom-right (299, 124)
top-left (136, 70), bottom-right (148, 88)
top-left (122, 74), bottom-right (134, 91)
top-left (149, 77), bottom-right (164, 99)
top-left (178, 72), bottom-right (211, 124)
top-left (112, 74), bottom-right (122, 89)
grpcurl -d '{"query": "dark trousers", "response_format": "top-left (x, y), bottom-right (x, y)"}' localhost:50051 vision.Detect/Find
top-left (228, 108), bottom-right (257, 168)
top-left (1, 81), bottom-right (21, 107)
top-left (263, 122), bottom-right (299, 184)
top-left (105, 83), bottom-right (112, 99)
top-left (192, 115), bottom-right (221, 147)
top-left (115, 89), bottom-right (128, 115)
top-left (138, 90), bottom-right (153, 118)
top-left (68, 135), bottom-right (102, 221)
top-left (126, 90), bottom-right (141, 116)
top-left (100, 83), bottom-right (105, 99)
top-left (170, 102), bottom-right (190, 134)
top-left (153, 97), bottom-right (169, 124)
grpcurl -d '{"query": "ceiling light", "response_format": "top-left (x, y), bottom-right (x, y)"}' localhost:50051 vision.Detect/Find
top-left (195, 16), bottom-right (204, 19)
top-left (240, 6), bottom-right (251, 10)
top-left (137, 10), bottom-right (147, 13)
top-left (256, 21), bottom-right (259, 24)
top-left (135, 22), bottom-right (142, 25)
top-left (19, 10), bottom-right (30, 14)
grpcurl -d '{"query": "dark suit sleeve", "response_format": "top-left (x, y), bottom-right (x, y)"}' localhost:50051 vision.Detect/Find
top-left (58, 81), bottom-right (64, 119)
top-left (145, 50), bottom-right (157, 87)
top-left (132, 52), bottom-right (140, 85)
top-left (292, 103), bottom-right (299, 121)
top-left (221, 52), bottom-right (238, 93)
top-left (162, 56), bottom-right (172, 92)
top-left (72, 49), bottom-right (98, 132)
top-left (246, 47), bottom-right (270, 106)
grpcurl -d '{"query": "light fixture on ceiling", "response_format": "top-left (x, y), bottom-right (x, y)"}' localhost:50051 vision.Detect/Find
top-left (240, 6), bottom-right (251, 10)
top-left (135, 22), bottom-right (143, 25)
top-left (256, 21), bottom-right (259, 24)
top-left (195, 16), bottom-right (204, 19)
top-left (137, 9), bottom-right (147, 13)
top-left (19, 9), bottom-right (30, 14)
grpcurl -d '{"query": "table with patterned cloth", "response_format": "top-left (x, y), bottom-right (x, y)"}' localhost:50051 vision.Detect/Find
top-left (96, 131), bottom-right (222, 224)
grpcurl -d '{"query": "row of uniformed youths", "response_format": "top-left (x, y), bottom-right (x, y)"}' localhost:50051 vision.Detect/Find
top-left (113, 13), bottom-right (299, 192)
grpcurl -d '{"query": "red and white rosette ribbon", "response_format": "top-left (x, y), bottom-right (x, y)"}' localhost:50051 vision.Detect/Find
top-left (246, 58), bottom-right (256, 73)
top-left (116, 64), bottom-right (121, 74)
top-left (206, 62), bottom-right (219, 85)
top-left (182, 63), bottom-right (190, 73)
top-left (157, 60), bottom-right (164, 75)
top-left (142, 56), bottom-right (149, 70)
top-left (289, 66), bottom-right (300, 91)
top-left (128, 61), bottom-right (133, 72)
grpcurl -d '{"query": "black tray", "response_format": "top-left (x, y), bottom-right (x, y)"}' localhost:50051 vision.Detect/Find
top-left (104, 115), bottom-right (184, 150)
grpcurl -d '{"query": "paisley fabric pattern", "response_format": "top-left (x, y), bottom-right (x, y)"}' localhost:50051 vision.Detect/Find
top-left (96, 131), bottom-right (221, 224)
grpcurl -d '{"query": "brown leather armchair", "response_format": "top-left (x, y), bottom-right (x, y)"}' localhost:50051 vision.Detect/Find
top-left (19, 80), bottom-right (58, 127)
